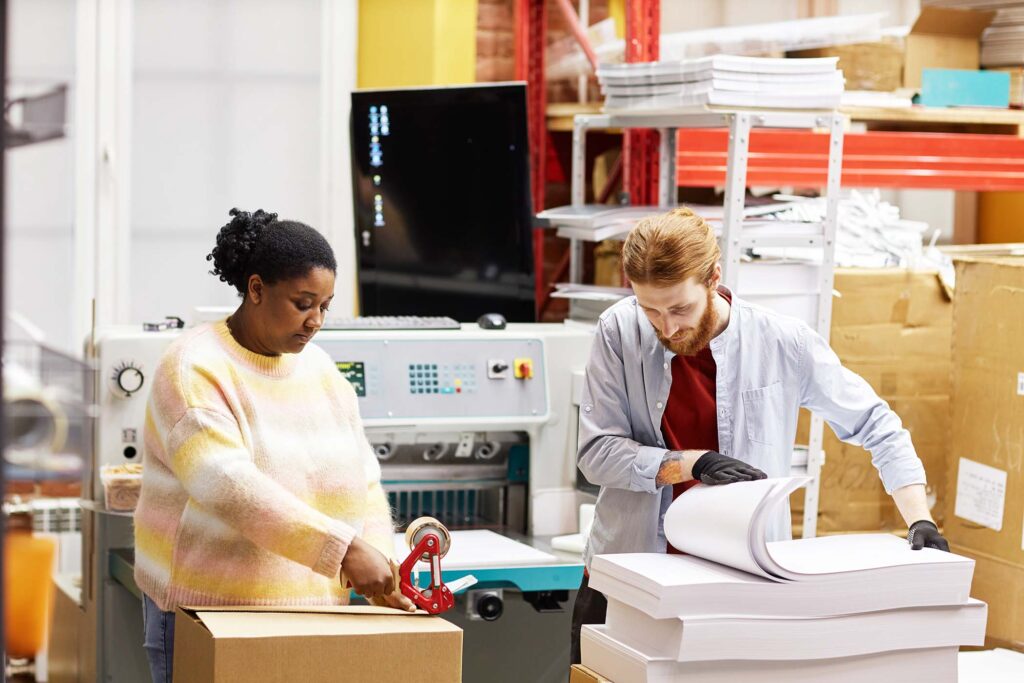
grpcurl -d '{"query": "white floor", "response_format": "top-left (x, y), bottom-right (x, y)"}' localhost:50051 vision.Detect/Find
top-left (959, 648), bottom-right (1024, 682)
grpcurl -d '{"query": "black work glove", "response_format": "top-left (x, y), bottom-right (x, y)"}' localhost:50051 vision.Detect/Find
top-left (691, 451), bottom-right (767, 486)
top-left (908, 520), bottom-right (949, 552)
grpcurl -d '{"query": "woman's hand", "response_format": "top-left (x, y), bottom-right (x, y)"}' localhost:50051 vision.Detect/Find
top-left (340, 538), bottom-right (394, 598)
top-left (370, 589), bottom-right (417, 612)
top-left (367, 558), bottom-right (417, 612)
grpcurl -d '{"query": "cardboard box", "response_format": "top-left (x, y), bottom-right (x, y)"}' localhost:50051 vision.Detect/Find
top-left (944, 256), bottom-right (1024, 564)
top-left (794, 8), bottom-right (994, 93)
top-left (918, 68), bottom-right (1011, 108)
top-left (790, 40), bottom-right (904, 92)
top-left (904, 7), bottom-right (994, 90)
top-left (953, 545), bottom-right (1024, 652)
top-left (793, 268), bottom-right (953, 533)
top-left (173, 605), bottom-right (462, 683)
top-left (571, 664), bottom-right (614, 683)
top-left (945, 255), bottom-right (1024, 651)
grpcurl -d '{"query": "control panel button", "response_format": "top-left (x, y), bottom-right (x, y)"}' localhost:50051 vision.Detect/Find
top-left (110, 361), bottom-right (145, 398)
top-left (488, 359), bottom-right (510, 379)
top-left (514, 358), bottom-right (533, 380)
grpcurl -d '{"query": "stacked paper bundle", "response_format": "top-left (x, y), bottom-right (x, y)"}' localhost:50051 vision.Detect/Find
top-left (582, 477), bottom-right (987, 683)
top-left (536, 200), bottom-right (813, 243)
top-left (596, 55), bottom-right (844, 112)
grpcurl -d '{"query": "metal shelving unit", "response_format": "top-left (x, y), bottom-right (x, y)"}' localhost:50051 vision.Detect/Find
top-left (565, 107), bottom-right (845, 538)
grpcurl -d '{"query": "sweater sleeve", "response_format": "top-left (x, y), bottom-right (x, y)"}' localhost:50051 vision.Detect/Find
top-left (337, 379), bottom-right (397, 561)
top-left (150, 358), bottom-right (356, 579)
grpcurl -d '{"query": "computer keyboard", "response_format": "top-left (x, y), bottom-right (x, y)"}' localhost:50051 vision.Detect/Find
top-left (321, 315), bottom-right (462, 331)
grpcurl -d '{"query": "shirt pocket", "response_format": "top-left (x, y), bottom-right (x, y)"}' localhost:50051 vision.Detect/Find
top-left (741, 382), bottom-right (784, 447)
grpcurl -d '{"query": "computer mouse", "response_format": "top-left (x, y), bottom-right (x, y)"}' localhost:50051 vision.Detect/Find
top-left (477, 312), bottom-right (507, 330)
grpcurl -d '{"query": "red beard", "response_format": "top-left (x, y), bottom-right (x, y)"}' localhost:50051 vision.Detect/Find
top-left (655, 287), bottom-right (719, 356)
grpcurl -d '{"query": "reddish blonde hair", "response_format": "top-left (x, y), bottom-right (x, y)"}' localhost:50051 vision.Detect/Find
top-left (622, 207), bottom-right (720, 286)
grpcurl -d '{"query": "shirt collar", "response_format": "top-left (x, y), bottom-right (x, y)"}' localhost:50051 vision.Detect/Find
top-left (709, 284), bottom-right (738, 351)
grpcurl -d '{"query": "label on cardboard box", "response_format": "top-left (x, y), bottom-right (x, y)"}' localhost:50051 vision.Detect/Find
top-left (1017, 372), bottom-right (1024, 396)
top-left (954, 457), bottom-right (1007, 531)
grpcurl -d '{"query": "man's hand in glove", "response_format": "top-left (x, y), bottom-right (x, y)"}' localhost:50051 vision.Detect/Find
top-left (908, 520), bottom-right (950, 552)
top-left (691, 450), bottom-right (767, 486)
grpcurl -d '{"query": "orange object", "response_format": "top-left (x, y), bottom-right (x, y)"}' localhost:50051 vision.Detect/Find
top-left (4, 519), bottom-right (56, 658)
top-left (978, 192), bottom-right (1024, 243)
top-left (514, 358), bottom-right (534, 379)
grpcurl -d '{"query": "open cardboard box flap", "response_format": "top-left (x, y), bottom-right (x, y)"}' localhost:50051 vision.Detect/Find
top-left (179, 604), bottom-right (446, 638)
top-left (910, 6), bottom-right (994, 38)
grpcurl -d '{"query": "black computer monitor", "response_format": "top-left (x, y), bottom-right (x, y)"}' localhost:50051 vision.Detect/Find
top-left (350, 83), bottom-right (535, 322)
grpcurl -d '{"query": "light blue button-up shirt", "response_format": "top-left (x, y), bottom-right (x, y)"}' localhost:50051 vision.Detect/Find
top-left (578, 288), bottom-right (927, 567)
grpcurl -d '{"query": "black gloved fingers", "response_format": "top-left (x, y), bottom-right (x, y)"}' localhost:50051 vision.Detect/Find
top-left (909, 520), bottom-right (933, 550)
top-left (908, 520), bottom-right (949, 553)
top-left (701, 472), bottom-right (742, 486)
top-left (926, 535), bottom-right (950, 552)
top-left (717, 465), bottom-right (768, 482)
top-left (733, 465), bottom-right (768, 480)
top-left (693, 451), bottom-right (766, 482)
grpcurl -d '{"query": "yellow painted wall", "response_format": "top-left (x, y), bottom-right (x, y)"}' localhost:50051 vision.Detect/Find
top-left (609, 0), bottom-right (625, 39)
top-left (358, 0), bottom-right (478, 89)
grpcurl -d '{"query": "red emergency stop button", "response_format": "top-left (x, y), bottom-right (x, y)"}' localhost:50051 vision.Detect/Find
top-left (514, 358), bottom-right (533, 379)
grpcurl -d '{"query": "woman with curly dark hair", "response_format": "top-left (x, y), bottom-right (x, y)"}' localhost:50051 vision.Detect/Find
top-left (132, 209), bottom-right (411, 683)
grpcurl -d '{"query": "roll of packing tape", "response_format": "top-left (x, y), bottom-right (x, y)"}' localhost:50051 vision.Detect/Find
top-left (405, 516), bottom-right (452, 560)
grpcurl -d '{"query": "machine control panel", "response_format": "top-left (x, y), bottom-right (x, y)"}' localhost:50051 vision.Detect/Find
top-left (315, 337), bottom-right (547, 420)
top-left (92, 328), bottom-right (560, 491)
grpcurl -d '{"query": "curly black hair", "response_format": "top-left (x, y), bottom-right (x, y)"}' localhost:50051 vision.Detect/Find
top-left (206, 208), bottom-right (337, 295)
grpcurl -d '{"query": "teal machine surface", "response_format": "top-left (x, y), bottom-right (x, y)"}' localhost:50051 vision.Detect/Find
top-left (88, 322), bottom-right (593, 683)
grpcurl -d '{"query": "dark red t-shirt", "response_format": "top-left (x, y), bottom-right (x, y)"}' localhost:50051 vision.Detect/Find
top-left (661, 291), bottom-right (730, 554)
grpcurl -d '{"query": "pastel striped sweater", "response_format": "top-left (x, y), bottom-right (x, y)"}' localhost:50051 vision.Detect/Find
top-left (133, 320), bottom-right (394, 611)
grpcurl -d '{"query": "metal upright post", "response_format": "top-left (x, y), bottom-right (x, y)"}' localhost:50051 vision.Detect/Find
top-left (658, 127), bottom-right (678, 207)
top-left (720, 112), bottom-right (751, 292)
top-left (623, 0), bottom-right (660, 206)
top-left (514, 0), bottom-right (548, 311)
top-left (569, 116), bottom-right (589, 283)
top-left (803, 112), bottom-right (845, 540)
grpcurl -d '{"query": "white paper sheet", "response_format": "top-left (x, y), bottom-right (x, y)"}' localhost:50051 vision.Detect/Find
top-left (662, 478), bottom-right (783, 578)
top-left (954, 457), bottom-right (1007, 531)
top-left (663, 476), bottom-right (971, 582)
top-left (764, 533), bottom-right (967, 577)
top-left (393, 529), bottom-right (557, 570)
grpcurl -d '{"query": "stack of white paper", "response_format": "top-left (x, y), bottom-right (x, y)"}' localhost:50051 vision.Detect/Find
top-left (596, 55), bottom-right (844, 112)
top-left (582, 629), bottom-right (962, 683)
top-left (582, 477), bottom-right (987, 683)
top-left (536, 201), bottom-right (814, 243)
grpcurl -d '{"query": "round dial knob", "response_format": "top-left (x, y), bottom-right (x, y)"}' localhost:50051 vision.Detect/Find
top-left (111, 362), bottom-right (145, 398)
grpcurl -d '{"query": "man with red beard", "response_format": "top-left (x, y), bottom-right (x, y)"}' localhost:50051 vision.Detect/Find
top-left (569, 207), bottom-right (947, 664)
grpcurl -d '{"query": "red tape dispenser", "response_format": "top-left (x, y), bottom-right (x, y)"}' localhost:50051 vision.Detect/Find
top-left (400, 517), bottom-right (476, 614)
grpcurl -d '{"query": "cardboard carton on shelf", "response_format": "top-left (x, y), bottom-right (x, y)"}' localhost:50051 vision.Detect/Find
top-left (944, 254), bottom-right (1024, 652)
top-left (904, 7), bottom-right (994, 90)
top-left (792, 268), bottom-right (953, 533)
top-left (791, 39), bottom-right (904, 92)
top-left (793, 7), bottom-right (995, 93)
